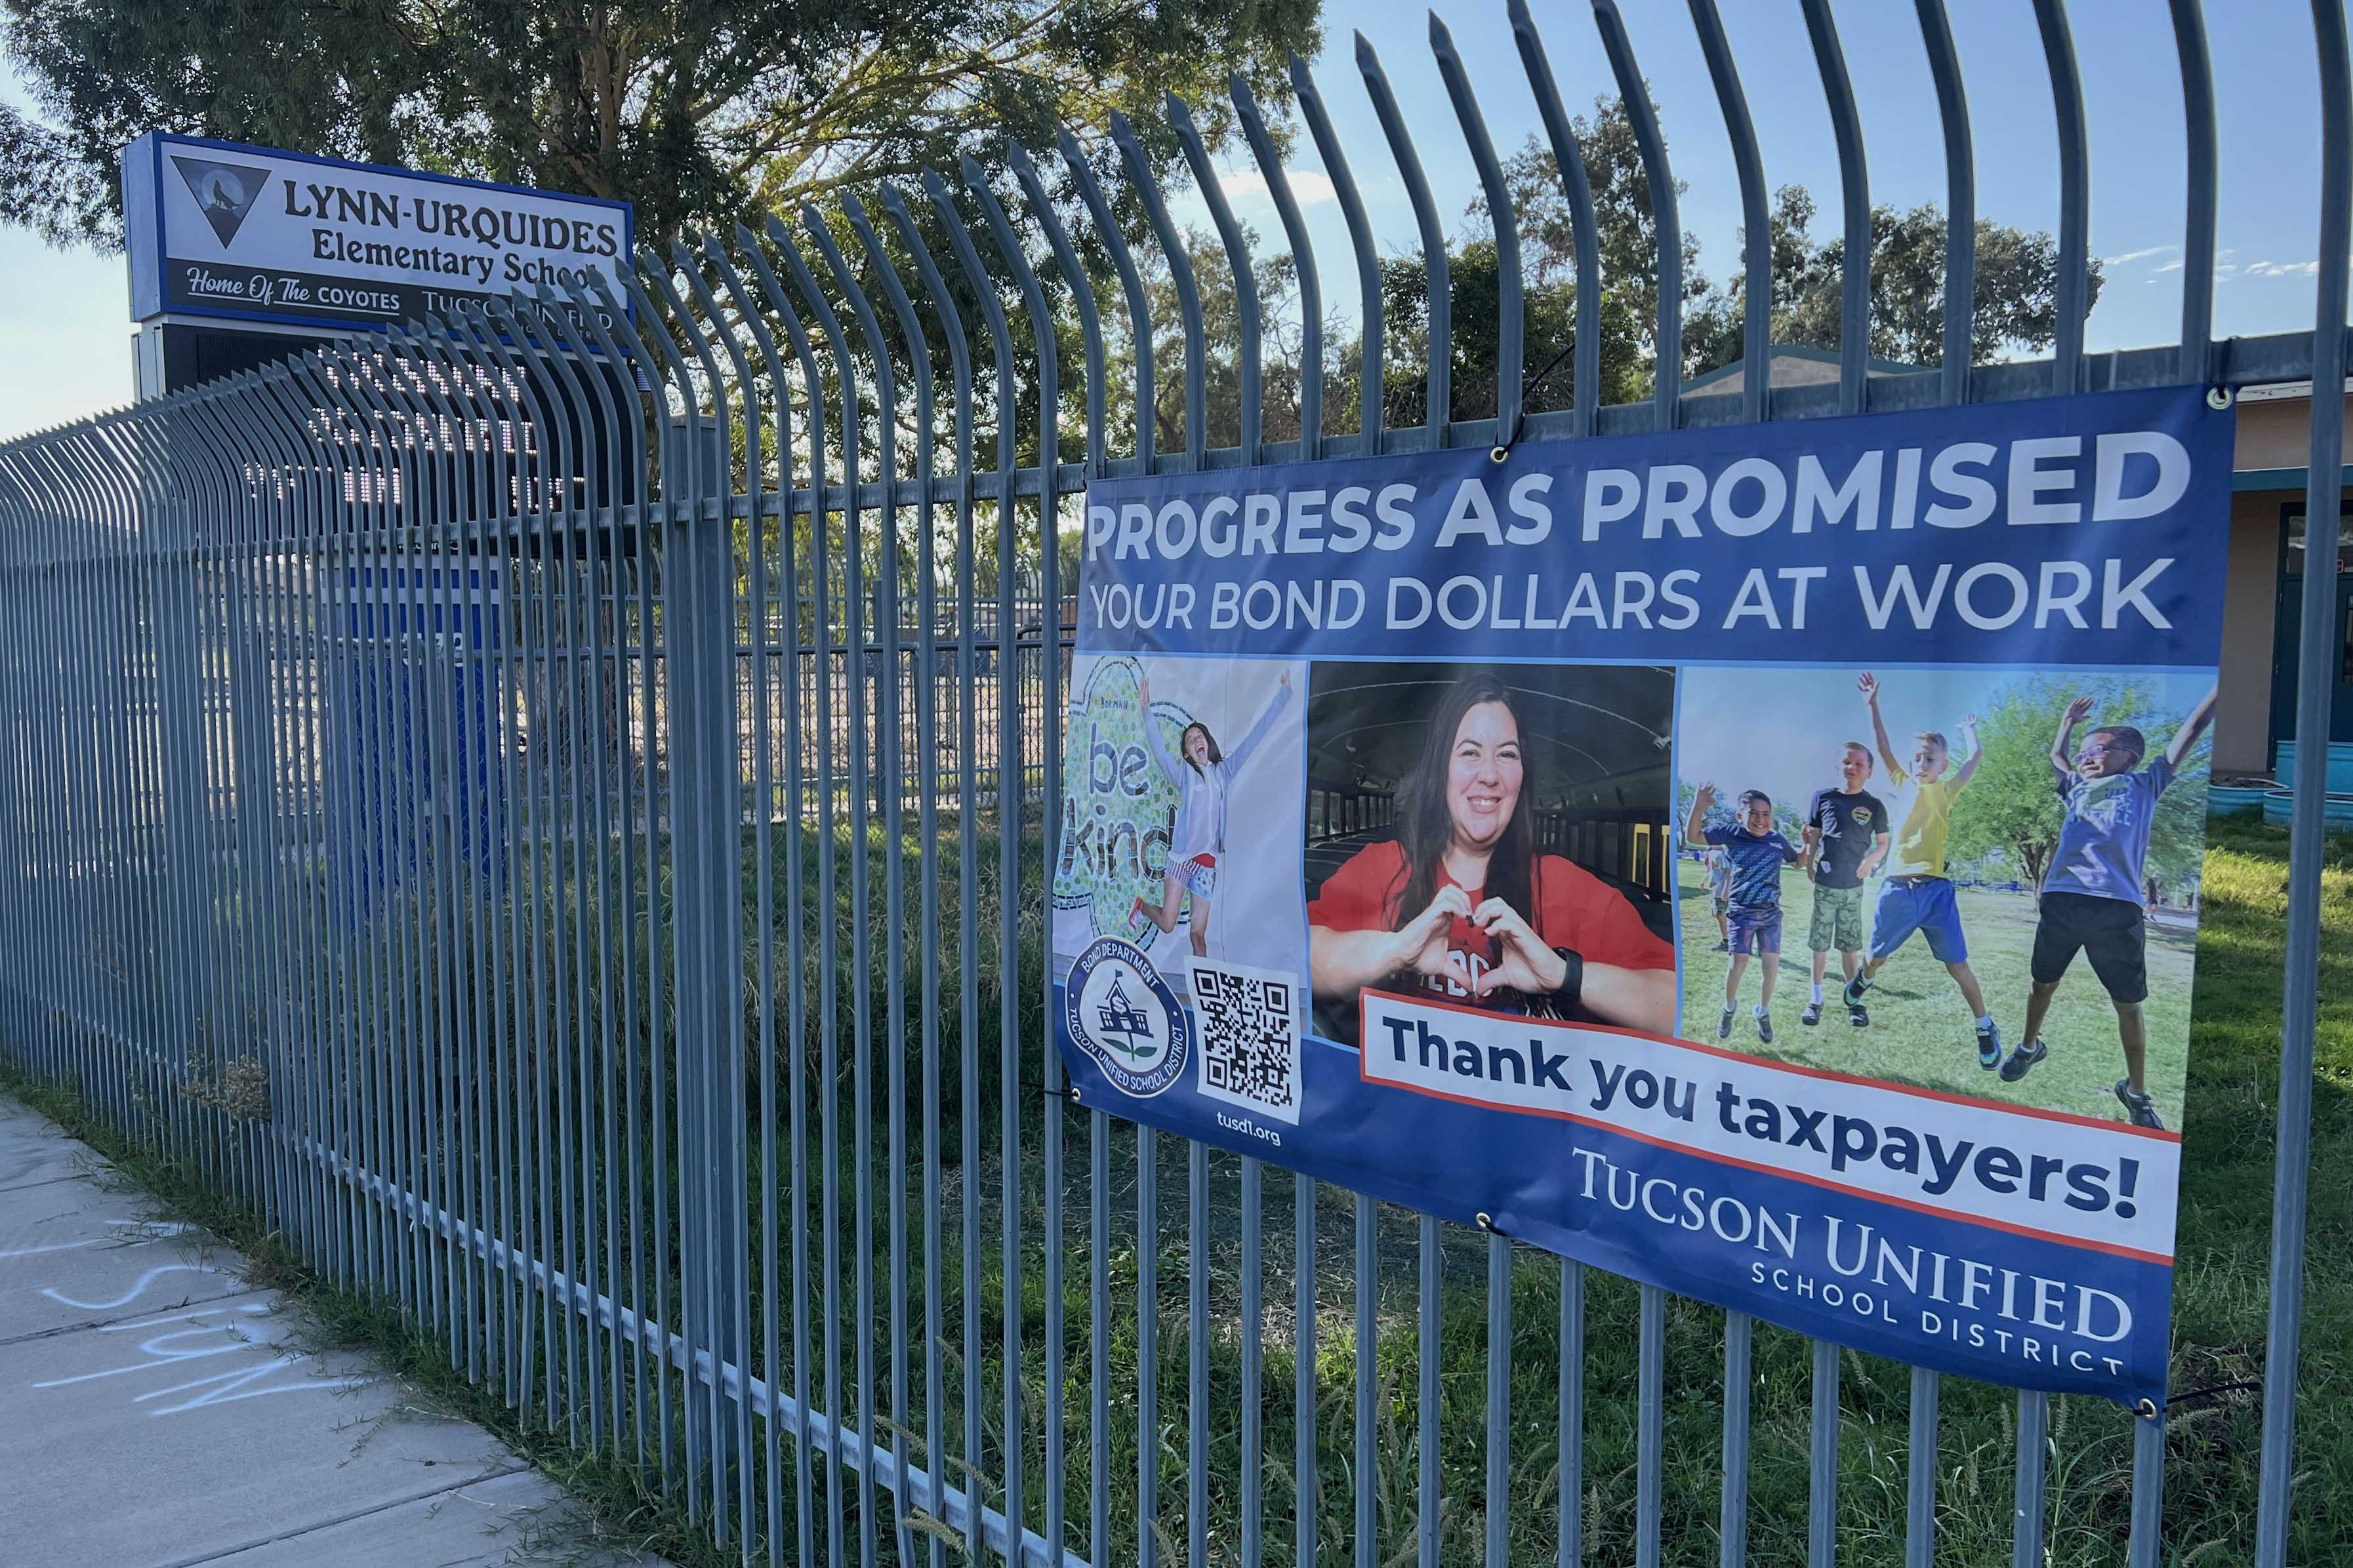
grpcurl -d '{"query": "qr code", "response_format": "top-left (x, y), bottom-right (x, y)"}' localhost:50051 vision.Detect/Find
top-left (1193, 959), bottom-right (1302, 1125)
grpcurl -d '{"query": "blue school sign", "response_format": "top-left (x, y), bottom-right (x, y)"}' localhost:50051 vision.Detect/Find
top-left (121, 132), bottom-right (632, 332)
top-left (1050, 386), bottom-right (2230, 1411)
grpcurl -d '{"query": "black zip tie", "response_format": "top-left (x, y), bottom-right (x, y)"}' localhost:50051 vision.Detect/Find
top-left (1025, 1079), bottom-right (1082, 1104)
top-left (2161, 1378), bottom-right (2261, 1408)
top-left (1489, 340), bottom-right (1582, 463)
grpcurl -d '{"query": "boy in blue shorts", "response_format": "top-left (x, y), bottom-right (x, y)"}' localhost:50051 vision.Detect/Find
top-left (1685, 782), bottom-right (1806, 1044)
top-left (1843, 673), bottom-right (2002, 1066)
top-left (1997, 687), bottom-right (2217, 1128)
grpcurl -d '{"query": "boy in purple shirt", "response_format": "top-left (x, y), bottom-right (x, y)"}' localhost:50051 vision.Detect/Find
top-left (1997, 687), bottom-right (2217, 1128)
top-left (1684, 783), bottom-right (1808, 1044)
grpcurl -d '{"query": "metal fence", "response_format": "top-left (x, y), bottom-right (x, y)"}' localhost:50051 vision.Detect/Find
top-left (0, 2), bottom-right (2344, 1564)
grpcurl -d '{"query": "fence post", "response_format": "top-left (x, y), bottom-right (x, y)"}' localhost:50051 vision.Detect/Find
top-left (150, 411), bottom-right (215, 1160)
top-left (2257, 3), bottom-right (2351, 1560)
top-left (665, 405), bottom-right (747, 1514)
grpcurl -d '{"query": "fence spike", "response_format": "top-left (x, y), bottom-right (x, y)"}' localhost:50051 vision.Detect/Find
top-left (1357, 29), bottom-right (1450, 441)
top-left (1289, 52), bottom-right (1383, 449)
top-left (1509, 0), bottom-right (1603, 436)
top-left (1592, 0), bottom-right (1684, 430)
top-left (2032, 0), bottom-right (2093, 392)
top-left (1107, 113), bottom-right (1208, 466)
top-left (1915, 0), bottom-right (1976, 404)
top-left (1432, 10), bottom-right (1523, 439)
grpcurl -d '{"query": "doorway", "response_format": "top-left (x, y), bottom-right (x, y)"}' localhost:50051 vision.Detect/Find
top-left (2270, 502), bottom-right (2353, 765)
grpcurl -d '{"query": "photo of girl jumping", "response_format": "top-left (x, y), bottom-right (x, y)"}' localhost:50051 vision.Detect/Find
top-left (1129, 666), bottom-right (1293, 958)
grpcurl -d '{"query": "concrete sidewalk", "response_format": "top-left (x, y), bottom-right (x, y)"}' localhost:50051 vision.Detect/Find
top-left (0, 1091), bottom-right (669, 1568)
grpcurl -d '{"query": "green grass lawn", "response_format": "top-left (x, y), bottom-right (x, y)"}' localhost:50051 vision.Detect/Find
top-left (5, 813), bottom-right (2345, 1565)
top-left (1672, 858), bottom-right (2196, 1126)
top-left (949, 813), bottom-right (2353, 1565)
top-left (844, 813), bottom-right (2353, 1565)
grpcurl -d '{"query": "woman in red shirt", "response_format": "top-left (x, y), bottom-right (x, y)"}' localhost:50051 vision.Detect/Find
top-left (1307, 672), bottom-right (1677, 1036)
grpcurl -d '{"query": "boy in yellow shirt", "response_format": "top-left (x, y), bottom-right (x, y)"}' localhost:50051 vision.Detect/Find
top-left (1843, 672), bottom-right (2003, 1068)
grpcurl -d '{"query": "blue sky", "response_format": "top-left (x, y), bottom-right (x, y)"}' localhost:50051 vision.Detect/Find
top-left (1673, 664), bottom-right (2220, 816)
top-left (1, 0), bottom-right (2340, 441)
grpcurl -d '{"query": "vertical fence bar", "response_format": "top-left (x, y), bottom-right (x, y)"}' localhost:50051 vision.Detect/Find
top-left (1007, 135), bottom-right (1114, 1564)
top-left (1431, 24), bottom-right (1523, 1566)
top-left (1595, 0), bottom-right (1681, 433)
top-left (1054, 127), bottom-right (1170, 1561)
top-left (878, 180), bottom-right (988, 1567)
top-left (1799, 6), bottom-right (1875, 1555)
top-left (1230, 70), bottom-right (1327, 1567)
top-left (781, 211), bottom-right (886, 1568)
top-left (2171, 0), bottom-right (2219, 390)
top-left (963, 156), bottom-right (1067, 1562)
top-left (1100, 119), bottom-right (1212, 1568)
top-left (633, 264), bottom-right (724, 1521)
top-left (1168, 92), bottom-right (1272, 1565)
top-left (1504, 22), bottom-right (1603, 1548)
top-left (1801, 0), bottom-right (1870, 413)
top-left (2259, 3), bottom-right (2350, 1562)
top-left (1359, 31), bottom-right (1449, 445)
top-left (1685, 5), bottom-right (1766, 1553)
top-left (1917, 0), bottom-right (1974, 407)
top-left (1902, 9), bottom-right (1976, 1554)
top-left (920, 165), bottom-right (1032, 1558)
top-left (849, 191), bottom-right (939, 1567)
top-left (719, 233), bottom-right (829, 1561)
top-left (1290, 47), bottom-right (1390, 1562)
top-left (2013, 9), bottom-right (2092, 1554)
top-left (1592, 8), bottom-right (1681, 1563)
top-left (2033, 0), bottom-right (2091, 395)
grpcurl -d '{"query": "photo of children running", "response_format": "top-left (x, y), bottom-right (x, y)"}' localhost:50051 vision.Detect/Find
top-left (1683, 784), bottom-right (1805, 1043)
top-left (1668, 662), bottom-right (2213, 1121)
top-left (1995, 684), bottom-right (2219, 1127)
top-left (1843, 672), bottom-right (2003, 1067)
top-left (1801, 743), bottom-right (1890, 1028)
top-left (1130, 668), bottom-right (1292, 959)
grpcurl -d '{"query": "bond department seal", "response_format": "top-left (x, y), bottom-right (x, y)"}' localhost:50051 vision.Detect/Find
top-left (1063, 936), bottom-right (1190, 1098)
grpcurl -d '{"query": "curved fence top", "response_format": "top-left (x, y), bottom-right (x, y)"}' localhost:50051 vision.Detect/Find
top-left (0, 1), bottom-right (2346, 533)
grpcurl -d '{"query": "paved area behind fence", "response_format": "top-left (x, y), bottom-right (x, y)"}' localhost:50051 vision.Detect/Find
top-left (0, 1091), bottom-right (666, 1568)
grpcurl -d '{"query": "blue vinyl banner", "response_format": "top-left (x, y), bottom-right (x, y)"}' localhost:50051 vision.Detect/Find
top-left (1051, 387), bottom-right (2230, 1409)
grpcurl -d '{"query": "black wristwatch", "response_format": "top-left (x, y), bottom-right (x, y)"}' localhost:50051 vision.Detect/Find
top-left (1550, 946), bottom-right (1585, 1010)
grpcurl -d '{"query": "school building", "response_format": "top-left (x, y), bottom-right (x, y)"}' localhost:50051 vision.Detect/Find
top-left (2217, 380), bottom-right (2352, 780)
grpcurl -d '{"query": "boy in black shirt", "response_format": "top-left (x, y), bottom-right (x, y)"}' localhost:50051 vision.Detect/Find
top-left (1800, 742), bottom-right (1890, 1028)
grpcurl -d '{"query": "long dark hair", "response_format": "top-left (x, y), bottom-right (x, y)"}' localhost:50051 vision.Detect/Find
top-left (1179, 721), bottom-right (1222, 775)
top-left (1389, 672), bottom-right (1540, 929)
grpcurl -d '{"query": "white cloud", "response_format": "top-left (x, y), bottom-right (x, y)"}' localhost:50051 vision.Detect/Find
top-left (2101, 244), bottom-right (2177, 266)
top-left (2161, 256), bottom-right (2324, 285)
top-left (1209, 167), bottom-right (1341, 208)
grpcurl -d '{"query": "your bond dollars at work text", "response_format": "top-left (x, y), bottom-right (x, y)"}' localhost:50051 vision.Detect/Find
top-left (1079, 391), bottom-right (2227, 666)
